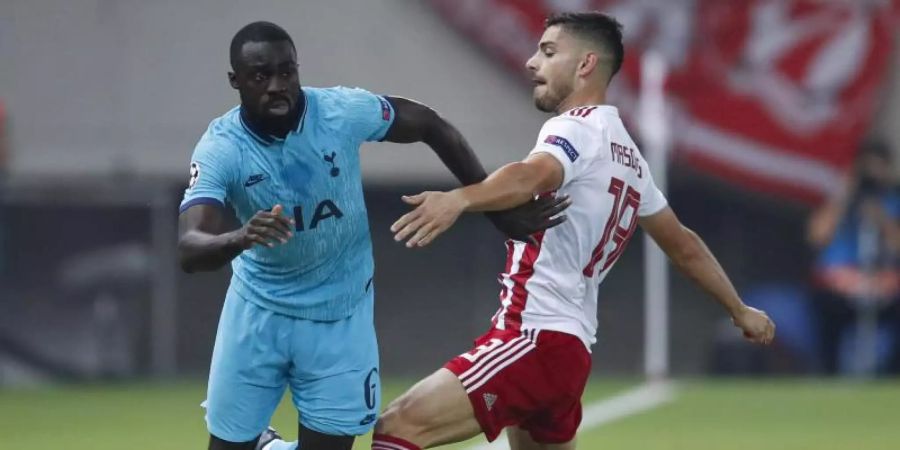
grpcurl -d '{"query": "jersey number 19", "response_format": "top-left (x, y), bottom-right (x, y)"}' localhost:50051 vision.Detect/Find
top-left (583, 177), bottom-right (641, 277)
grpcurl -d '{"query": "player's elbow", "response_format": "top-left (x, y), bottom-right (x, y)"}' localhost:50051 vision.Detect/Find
top-left (176, 239), bottom-right (202, 274)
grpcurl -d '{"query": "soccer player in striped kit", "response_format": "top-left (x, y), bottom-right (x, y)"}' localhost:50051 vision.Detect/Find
top-left (377, 12), bottom-right (775, 450)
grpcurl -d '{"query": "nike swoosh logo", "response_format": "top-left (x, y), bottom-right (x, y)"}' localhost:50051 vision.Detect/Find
top-left (244, 174), bottom-right (268, 187)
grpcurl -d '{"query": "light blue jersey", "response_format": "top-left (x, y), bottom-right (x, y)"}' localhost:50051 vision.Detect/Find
top-left (181, 86), bottom-right (395, 321)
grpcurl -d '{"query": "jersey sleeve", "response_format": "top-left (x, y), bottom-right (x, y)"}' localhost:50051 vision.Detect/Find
top-left (638, 171), bottom-right (669, 217)
top-left (179, 136), bottom-right (237, 214)
top-left (529, 116), bottom-right (597, 187)
top-left (338, 87), bottom-right (396, 143)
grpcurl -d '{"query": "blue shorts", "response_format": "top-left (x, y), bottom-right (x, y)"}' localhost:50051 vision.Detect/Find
top-left (204, 289), bottom-right (380, 442)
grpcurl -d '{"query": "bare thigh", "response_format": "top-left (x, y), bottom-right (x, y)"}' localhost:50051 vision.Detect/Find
top-left (375, 368), bottom-right (482, 448)
top-left (507, 426), bottom-right (577, 450)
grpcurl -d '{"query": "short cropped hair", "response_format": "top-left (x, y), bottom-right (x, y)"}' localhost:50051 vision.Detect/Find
top-left (546, 12), bottom-right (625, 78)
top-left (230, 21), bottom-right (295, 70)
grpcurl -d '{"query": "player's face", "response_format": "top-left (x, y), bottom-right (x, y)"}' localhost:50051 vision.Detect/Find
top-left (232, 40), bottom-right (300, 119)
top-left (526, 26), bottom-right (581, 113)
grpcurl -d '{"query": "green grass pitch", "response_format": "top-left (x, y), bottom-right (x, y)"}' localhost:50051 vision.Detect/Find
top-left (1, 379), bottom-right (898, 449)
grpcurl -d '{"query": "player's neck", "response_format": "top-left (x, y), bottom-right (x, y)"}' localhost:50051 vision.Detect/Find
top-left (556, 87), bottom-right (607, 115)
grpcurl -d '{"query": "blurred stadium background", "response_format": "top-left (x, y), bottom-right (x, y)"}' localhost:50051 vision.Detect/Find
top-left (1, 1), bottom-right (900, 448)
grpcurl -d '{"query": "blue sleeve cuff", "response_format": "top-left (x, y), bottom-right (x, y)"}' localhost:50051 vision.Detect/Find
top-left (374, 96), bottom-right (396, 142)
top-left (179, 197), bottom-right (225, 214)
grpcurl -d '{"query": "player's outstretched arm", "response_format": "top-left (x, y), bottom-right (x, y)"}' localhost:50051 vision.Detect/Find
top-left (454, 153), bottom-right (565, 212)
top-left (391, 153), bottom-right (568, 248)
top-left (382, 98), bottom-right (569, 244)
top-left (177, 204), bottom-right (293, 273)
top-left (382, 96), bottom-right (487, 185)
top-left (639, 207), bottom-right (775, 345)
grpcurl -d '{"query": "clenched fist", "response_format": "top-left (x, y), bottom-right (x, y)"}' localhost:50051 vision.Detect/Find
top-left (732, 306), bottom-right (776, 345)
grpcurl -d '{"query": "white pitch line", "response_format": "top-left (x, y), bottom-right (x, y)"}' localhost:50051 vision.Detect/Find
top-left (465, 381), bottom-right (677, 450)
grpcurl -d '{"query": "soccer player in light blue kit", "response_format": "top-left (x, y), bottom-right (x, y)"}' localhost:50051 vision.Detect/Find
top-left (177, 22), bottom-right (568, 450)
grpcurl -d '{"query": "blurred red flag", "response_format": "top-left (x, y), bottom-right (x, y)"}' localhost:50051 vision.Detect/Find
top-left (429, 0), bottom-right (900, 203)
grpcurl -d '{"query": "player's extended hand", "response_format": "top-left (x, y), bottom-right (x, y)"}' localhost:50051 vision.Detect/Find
top-left (485, 195), bottom-right (570, 245)
top-left (391, 191), bottom-right (467, 248)
top-left (235, 204), bottom-right (294, 249)
top-left (731, 305), bottom-right (776, 345)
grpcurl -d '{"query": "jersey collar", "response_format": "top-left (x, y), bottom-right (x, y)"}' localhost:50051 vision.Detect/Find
top-left (295, 88), bottom-right (309, 134)
top-left (558, 104), bottom-right (618, 117)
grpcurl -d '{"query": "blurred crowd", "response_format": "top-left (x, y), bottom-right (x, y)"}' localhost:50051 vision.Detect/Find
top-left (808, 141), bottom-right (900, 375)
top-left (721, 140), bottom-right (900, 377)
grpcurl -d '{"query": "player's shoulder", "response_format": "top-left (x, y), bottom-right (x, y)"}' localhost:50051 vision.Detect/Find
top-left (541, 107), bottom-right (610, 144)
top-left (542, 113), bottom-right (590, 132)
top-left (544, 110), bottom-right (600, 130)
top-left (307, 86), bottom-right (391, 139)
top-left (195, 107), bottom-right (243, 158)
top-left (305, 85), bottom-right (379, 122)
top-left (306, 85), bottom-right (377, 105)
top-left (553, 105), bottom-right (618, 130)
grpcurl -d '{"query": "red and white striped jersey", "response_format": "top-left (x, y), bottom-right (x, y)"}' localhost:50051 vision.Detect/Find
top-left (492, 105), bottom-right (668, 350)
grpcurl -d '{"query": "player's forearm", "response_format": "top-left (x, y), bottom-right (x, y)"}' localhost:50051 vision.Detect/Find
top-left (669, 228), bottom-right (746, 316)
top-left (177, 230), bottom-right (244, 273)
top-left (455, 162), bottom-right (539, 213)
top-left (422, 117), bottom-right (488, 186)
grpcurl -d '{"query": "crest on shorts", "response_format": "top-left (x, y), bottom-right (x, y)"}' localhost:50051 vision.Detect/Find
top-left (483, 392), bottom-right (498, 411)
top-left (188, 162), bottom-right (200, 190)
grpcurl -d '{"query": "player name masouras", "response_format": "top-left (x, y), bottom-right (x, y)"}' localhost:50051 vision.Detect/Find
top-left (611, 142), bottom-right (643, 178)
top-left (292, 200), bottom-right (344, 231)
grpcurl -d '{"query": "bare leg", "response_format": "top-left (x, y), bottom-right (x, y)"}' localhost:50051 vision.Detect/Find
top-left (507, 426), bottom-right (576, 450)
top-left (297, 423), bottom-right (353, 450)
top-left (208, 434), bottom-right (257, 450)
top-left (375, 368), bottom-right (482, 448)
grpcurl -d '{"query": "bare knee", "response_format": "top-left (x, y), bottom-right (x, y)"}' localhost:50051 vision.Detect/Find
top-left (376, 369), bottom-right (479, 448)
top-left (375, 394), bottom-right (426, 440)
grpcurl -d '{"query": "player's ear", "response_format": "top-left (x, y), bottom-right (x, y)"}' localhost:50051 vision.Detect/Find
top-left (228, 71), bottom-right (239, 90)
top-left (577, 52), bottom-right (600, 78)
